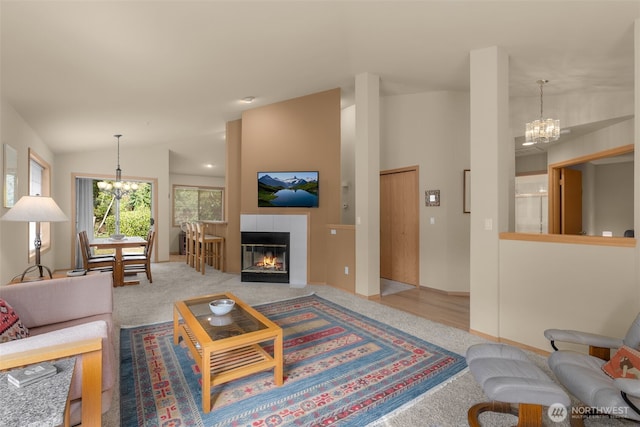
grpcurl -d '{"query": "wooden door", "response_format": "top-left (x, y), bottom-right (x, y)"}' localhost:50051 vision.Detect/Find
top-left (380, 167), bottom-right (419, 286)
top-left (561, 168), bottom-right (582, 235)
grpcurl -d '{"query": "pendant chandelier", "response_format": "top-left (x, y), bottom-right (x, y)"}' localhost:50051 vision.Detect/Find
top-left (97, 134), bottom-right (138, 237)
top-left (523, 79), bottom-right (560, 146)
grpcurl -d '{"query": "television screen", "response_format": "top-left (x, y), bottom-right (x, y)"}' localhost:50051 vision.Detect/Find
top-left (258, 171), bottom-right (319, 207)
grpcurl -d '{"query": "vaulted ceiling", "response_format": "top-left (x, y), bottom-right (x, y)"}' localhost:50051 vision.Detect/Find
top-left (2, 1), bottom-right (638, 176)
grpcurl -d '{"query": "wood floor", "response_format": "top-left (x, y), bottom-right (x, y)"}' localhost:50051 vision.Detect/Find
top-left (378, 286), bottom-right (470, 331)
top-left (169, 253), bottom-right (469, 330)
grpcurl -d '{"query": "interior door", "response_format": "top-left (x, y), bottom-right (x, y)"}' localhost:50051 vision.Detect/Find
top-left (561, 168), bottom-right (582, 235)
top-left (380, 167), bottom-right (419, 286)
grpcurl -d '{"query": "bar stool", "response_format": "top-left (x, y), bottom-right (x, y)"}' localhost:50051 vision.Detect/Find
top-left (195, 222), bottom-right (224, 274)
top-left (185, 222), bottom-right (196, 268)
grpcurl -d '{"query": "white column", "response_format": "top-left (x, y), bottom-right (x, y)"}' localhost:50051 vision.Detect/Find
top-left (469, 46), bottom-right (512, 337)
top-left (355, 73), bottom-right (381, 297)
top-left (634, 19), bottom-right (640, 305)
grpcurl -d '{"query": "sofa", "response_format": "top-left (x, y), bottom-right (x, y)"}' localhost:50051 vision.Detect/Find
top-left (0, 272), bottom-right (115, 426)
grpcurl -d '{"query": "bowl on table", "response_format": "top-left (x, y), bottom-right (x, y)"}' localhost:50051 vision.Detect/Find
top-left (209, 299), bottom-right (235, 316)
top-left (110, 233), bottom-right (125, 240)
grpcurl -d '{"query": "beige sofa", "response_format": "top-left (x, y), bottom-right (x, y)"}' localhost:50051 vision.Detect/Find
top-left (0, 272), bottom-right (115, 426)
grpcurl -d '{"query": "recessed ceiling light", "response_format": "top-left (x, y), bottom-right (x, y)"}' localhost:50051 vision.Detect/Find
top-left (205, 164), bottom-right (214, 168)
top-left (241, 96), bottom-right (255, 104)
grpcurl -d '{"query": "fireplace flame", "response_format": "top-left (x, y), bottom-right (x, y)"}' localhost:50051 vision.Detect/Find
top-left (259, 255), bottom-right (277, 268)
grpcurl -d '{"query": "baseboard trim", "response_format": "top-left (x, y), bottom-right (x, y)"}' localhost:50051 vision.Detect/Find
top-left (419, 285), bottom-right (470, 297)
top-left (469, 329), bottom-right (551, 356)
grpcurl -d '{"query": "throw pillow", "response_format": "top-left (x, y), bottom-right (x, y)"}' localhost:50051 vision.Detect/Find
top-left (0, 298), bottom-right (30, 343)
top-left (602, 345), bottom-right (640, 379)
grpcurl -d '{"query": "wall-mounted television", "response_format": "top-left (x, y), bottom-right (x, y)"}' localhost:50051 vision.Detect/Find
top-left (258, 171), bottom-right (319, 207)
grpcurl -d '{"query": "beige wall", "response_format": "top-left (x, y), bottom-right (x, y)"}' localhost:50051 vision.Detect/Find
top-left (0, 100), bottom-right (56, 284)
top-left (380, 91), bottom-right (471, 293)
top-left (225, 119), bottom-right (242, 273)
top-left (240, 89), bottom-right (341, 284)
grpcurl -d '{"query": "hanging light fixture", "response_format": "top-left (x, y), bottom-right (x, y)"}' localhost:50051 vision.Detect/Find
top-left (97, 134), bottom-right (138, 238)
top-left (523, 79), bottom-right (560, 146)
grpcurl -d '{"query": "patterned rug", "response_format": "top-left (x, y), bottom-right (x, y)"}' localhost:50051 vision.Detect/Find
top-left (120, 294), bottom-right (467, 426)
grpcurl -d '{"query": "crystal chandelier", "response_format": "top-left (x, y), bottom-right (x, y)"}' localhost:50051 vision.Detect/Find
top-left (97, 134), bottom-right (138, 237)
top-left (523, 79), bottom-right (560, 146)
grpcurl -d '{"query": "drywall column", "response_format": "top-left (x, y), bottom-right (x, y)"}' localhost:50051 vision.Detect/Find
top-left (355, 72), bottom-right (380, 297)
top-left (469, 47), bottom-right (512, 337)
top-left (635, 19), bottom-right (640, 305)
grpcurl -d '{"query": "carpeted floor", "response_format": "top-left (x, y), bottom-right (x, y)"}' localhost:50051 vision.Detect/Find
top-left (105, 262), bottom-right (630, 426)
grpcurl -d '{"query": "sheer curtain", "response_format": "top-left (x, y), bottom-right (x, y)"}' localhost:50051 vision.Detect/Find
top-left (75, 178), bottom-right (94, 268)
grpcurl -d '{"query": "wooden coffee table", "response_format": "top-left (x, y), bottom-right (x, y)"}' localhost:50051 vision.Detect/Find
top-left (173, 292), bottom-right (283, 413)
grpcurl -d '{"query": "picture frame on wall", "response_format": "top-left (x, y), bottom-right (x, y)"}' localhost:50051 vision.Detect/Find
top-left (3, 143), bottom-right (17, 208)
top-left (463, 169), bottom-right (471, 213)
top-left (425, 189), bottom-right (440, 207)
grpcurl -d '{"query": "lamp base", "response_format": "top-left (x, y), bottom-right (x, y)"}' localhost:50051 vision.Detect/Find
top-left (19, 264), bottom-right (53, 282)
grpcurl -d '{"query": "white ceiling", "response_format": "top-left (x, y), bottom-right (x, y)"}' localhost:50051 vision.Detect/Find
top-left (2, 1), bottom-right (638, 177)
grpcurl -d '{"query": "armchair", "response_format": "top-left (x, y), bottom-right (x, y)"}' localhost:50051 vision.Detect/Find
top-left (544, 313), bottom-right (640, 424)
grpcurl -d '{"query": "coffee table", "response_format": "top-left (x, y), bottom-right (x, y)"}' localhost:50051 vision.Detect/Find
top-left (173, 292), bottom-right (283, 413)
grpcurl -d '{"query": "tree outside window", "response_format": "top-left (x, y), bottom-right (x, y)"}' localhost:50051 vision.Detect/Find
top-left (173, 185), bottom-right (223, 226)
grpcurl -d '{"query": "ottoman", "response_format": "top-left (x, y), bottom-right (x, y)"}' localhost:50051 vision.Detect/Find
top-left (466, 343), bottom-right (570, 426)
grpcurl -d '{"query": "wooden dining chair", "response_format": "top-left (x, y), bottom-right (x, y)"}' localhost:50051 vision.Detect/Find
top-left (185, 222), bottom-right (196, 269)
top-left (78, 231), bottom-right (115, 272)
top-left (195, 222), bottom-right (224, 275)
top-left (123, 230), bottom-right (156, 283)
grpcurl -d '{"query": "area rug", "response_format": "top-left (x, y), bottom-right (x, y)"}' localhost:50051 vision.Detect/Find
top-left (120, 294), bottom-right (467, 426)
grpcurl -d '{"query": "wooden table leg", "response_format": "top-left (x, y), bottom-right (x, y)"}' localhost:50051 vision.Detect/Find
top-left (202, 348), bottom-right (212, 413)
top-left (173, 308), bottom-right (179, 345)
top-left (274, 331), bottom-right (284, 386)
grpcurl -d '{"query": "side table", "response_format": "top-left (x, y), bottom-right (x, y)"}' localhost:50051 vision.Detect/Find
top-left (0, 357), bottom-right (76, 427)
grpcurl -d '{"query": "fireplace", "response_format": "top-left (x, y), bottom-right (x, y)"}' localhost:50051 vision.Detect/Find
top-left (241, 232), bottom-right (290, 283)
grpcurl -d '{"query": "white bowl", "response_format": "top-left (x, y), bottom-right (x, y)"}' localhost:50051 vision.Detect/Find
top-left (110, 233), bottom-right (125, 240)
top-left (209, 299), bottom-right (235, 316)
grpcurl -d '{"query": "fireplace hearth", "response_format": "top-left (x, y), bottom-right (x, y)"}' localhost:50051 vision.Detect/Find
top-left (241, 232), bottom-right (290, 283)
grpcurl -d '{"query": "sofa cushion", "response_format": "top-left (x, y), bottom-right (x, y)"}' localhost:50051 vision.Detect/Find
top-left (602, 345), bottom-right (640, 379)
top-left (0, 298), bottom-right (29, 342)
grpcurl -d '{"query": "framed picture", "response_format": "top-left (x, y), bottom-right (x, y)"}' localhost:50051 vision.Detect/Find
top-left (425, 189), bottom-right (440, 207)
top-left (463, 169), bottom-right (471, 213)
top-left (3, 143), bottom-right (17, 208)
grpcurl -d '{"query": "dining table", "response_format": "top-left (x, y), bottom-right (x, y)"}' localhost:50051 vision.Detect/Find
top-left (90, 236), bottom-right (147, 287)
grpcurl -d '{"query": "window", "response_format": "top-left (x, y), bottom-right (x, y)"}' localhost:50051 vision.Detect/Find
top-left (28, 149), bottom-right (51, 259)
top-left (173, 185), bottom-right (223, 226)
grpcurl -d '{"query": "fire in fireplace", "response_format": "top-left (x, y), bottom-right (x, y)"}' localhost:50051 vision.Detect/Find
top-left (241, 232), bottom-right (290, 283)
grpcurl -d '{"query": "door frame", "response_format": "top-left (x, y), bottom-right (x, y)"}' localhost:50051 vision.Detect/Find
top-left (548, 144), bottom-right (633, 234)
top-left (70, 173), bottom-right (159, 266)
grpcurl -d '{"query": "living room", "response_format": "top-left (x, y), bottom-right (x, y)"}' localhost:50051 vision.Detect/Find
top-left (1, 2), bottom-right (639, 424)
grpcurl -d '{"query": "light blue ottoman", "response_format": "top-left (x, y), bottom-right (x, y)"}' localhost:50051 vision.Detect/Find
top-left (466, 343), bottom-right (570, 426)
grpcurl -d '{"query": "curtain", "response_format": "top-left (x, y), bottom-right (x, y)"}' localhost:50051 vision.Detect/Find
top-left (75, 178), bottom-right (94, 268)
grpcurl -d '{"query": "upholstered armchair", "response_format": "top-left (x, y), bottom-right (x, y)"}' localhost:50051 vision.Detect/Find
top-left (545, 313), bottom-right (640, 424)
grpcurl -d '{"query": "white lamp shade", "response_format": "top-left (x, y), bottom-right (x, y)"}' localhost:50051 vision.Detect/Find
top-left (1, 195), bottom-right (68, 222)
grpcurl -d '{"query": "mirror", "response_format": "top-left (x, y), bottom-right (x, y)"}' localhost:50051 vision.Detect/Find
top-left (3, 143), bottom-right (17, 207)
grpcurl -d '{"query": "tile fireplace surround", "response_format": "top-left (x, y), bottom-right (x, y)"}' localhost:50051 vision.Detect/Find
top-left (240, 214), bottom-right (308, 286)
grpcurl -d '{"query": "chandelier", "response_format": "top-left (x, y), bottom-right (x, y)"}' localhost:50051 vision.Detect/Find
top-left (523, 79), bottom-right (560, 146)
top-left (97, 134), bottom-right (138, 238)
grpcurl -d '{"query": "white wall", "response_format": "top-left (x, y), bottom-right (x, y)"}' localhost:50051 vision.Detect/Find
top-left (0, 99), bottom-right (56, 284)
top-left (380, 91), bottom-right (470, 293)
top-left (500, 239), bottom-right (637, 350)
top-left (168, 173), bottom-right (225, 253)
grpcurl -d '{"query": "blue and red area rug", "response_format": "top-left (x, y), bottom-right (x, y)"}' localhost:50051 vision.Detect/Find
top-left (120, 294), bottom-right (467, 426)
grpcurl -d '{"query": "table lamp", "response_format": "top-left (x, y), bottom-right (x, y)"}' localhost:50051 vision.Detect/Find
top-left (1, 195), bottom-right (68, 281)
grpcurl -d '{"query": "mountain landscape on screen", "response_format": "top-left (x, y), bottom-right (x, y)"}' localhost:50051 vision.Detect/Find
top-left (258, 172), bottom-right (319, 207)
